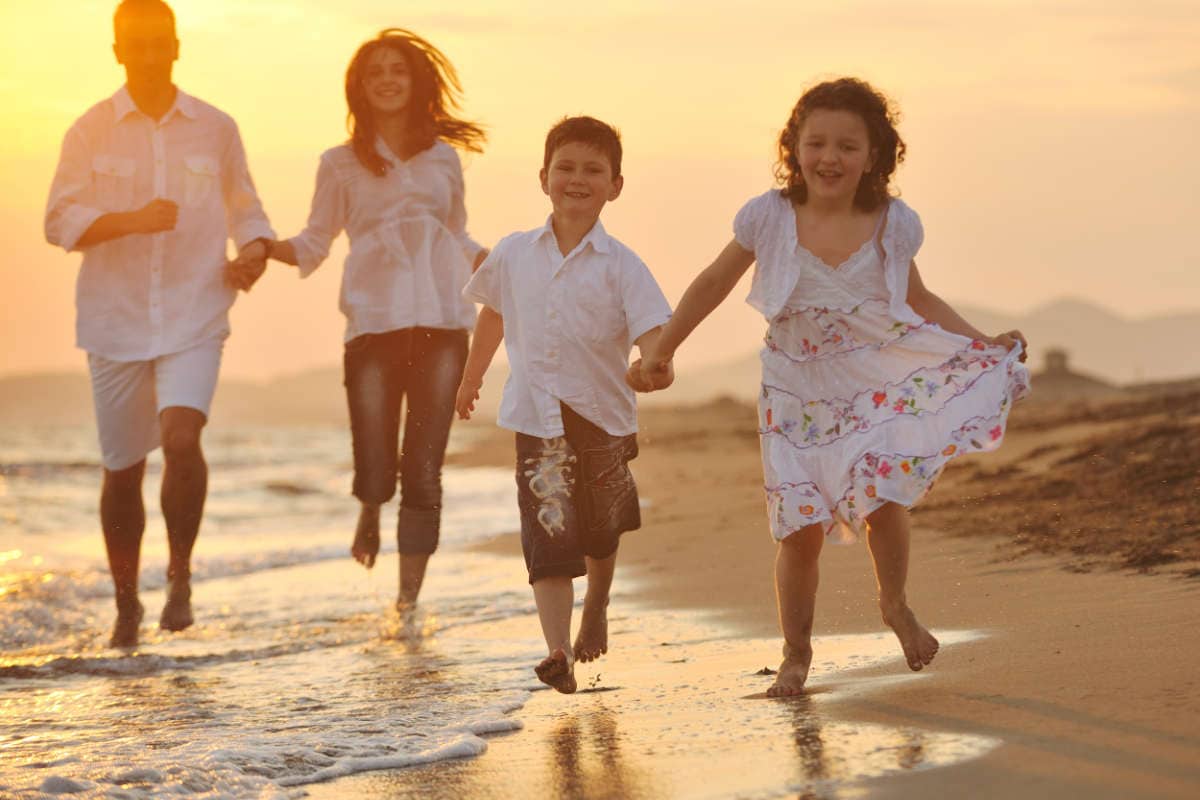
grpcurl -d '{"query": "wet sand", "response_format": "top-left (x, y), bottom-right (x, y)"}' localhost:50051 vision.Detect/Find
top-left (313, 391), bottom-right (1200, 799)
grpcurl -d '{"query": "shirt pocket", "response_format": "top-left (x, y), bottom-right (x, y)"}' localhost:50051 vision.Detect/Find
top-left (91, 154), bottom-right (136, 211)
top-left (184, 154), bottom-right (220, 208)
top-left (576, 294), bottom-right (626, 343)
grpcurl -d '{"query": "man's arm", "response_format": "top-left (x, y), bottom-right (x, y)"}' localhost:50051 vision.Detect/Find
top-left (220, 118), bottom-right (274, 291)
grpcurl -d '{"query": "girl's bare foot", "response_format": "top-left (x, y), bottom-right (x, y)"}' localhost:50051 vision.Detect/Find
top-left (572, 599), bottom-right (608, 663)
top-left (767, 641), bottom-right (812, 697)
top-left (351, 505), bottom-right (380, 569)
top-left (881, 601), bottom-right (939, 671)
top-left (535, 648), bottom-right (577, 694)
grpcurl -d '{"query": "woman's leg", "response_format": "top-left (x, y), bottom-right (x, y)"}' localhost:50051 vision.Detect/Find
top-left (344, 333), bottom-right (403, 569)
top-left (395, 329), bottom-right (468, 607)
top-left (865, 501), bottom-right (939, 671)
top-left (769, 523), bottom-right (825, 697)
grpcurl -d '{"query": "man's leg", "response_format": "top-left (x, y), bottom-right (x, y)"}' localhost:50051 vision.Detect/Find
top-left (102, 460), bottom-right (147, 647)
top-left (158, 406), bottom-right (207, 631)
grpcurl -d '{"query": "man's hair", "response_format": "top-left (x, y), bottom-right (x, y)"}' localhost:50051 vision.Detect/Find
top-left (114, 0), bottom-right (176, 38)
top-left (542, 116), bottom-right (622, 179)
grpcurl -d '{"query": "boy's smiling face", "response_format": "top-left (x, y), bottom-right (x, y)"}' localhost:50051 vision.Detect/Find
top-left (540, 141), bottom-right (623, 221)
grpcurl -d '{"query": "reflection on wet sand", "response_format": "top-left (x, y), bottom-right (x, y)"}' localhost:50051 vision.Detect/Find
top-left (547, 704), bottom-right (662, 800)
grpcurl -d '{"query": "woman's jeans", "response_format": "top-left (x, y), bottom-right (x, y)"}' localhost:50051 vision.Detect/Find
top-left (343, 327), bottom-right (468, 555)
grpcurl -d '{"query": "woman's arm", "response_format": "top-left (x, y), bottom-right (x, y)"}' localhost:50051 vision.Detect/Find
top-left (456, 306), bottom-right (504, 419)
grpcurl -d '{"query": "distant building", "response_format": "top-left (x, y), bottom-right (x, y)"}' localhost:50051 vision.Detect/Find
top-left (1030, 347), bottom-right (1122, 403)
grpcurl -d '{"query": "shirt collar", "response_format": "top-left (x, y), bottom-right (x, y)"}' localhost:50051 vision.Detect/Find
top-left (112, 85), bottom-right (198, 122)
top-left (535, 215), bottom-right (612, 256)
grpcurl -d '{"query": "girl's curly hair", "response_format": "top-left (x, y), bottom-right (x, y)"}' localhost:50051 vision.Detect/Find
top-left (345, 29), bottom-right (486, 176)
top-left (775, 78), bottom-right (905, 211)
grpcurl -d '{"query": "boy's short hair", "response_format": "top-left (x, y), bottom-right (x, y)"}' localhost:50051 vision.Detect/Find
top-left (114, 0), bottom-right (176, 38)
top-left (543, 116), bottom-right (622, 179)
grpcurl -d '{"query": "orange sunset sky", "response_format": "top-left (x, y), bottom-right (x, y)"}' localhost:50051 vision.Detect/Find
top-left (1, 0), bottom-right (1197, 380)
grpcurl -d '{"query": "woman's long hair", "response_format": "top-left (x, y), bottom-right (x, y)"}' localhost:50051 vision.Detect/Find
top-left (345, 29), bottom-right (486, 176)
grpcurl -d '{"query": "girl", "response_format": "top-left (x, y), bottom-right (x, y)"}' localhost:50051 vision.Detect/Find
top-left (631, 78), bottom-right (1029, 696)
top-left (268, 29), bottom-right (488, 611)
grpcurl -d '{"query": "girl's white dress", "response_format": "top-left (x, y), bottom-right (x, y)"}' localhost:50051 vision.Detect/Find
top-left (734, 190), bottom-right (1030, 543)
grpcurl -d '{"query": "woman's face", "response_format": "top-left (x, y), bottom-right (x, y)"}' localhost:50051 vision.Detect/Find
top-left (796, 108), bottom-right (876, 205)
top-left (361, 47), bottom-right (413, 117)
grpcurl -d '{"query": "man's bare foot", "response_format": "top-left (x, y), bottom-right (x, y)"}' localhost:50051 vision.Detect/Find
top-left (111, 600), bottom-right (144, 648)
top-left (352, 506), bottom-right (380, 569)
top-left (534, 648), bottom-right (577, 694)
top-left (767, 641), bottom-right (812, 697)
top-left (573, 599), bottom-right (608, 663)
top-left (159, 579), bottom-right (194, 632)
top-left (881, 601), bottom-right (939, 671)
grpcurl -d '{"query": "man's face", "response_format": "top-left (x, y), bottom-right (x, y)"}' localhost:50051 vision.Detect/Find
top-left (113, 13), bottom-right (178, 88)
top-left (540, 141), bottom-right (623, 220)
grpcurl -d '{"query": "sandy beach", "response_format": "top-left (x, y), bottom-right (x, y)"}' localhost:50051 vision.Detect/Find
top-left (308, 386), bottom-right (1200, 799)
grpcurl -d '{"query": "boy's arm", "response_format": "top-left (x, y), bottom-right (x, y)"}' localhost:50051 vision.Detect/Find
top-left (456, 306), bottom-right (504, 420)
top-left (627, 326), bottom-right (675, 392)
top-left (633, 240), bottom-right (755, 390)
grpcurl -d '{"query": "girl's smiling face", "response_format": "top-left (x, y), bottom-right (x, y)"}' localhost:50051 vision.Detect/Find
top-left (796, 109), bottom-right (876, 204)
top-left (362, 47), bottom-right (413, 117)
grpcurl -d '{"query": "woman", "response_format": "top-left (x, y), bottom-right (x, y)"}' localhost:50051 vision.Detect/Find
top-left (269, 29), bottom-right (487, 610)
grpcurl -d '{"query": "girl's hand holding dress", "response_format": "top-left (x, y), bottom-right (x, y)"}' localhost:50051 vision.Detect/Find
top-left (988, 329), bottom-right (1029, 362)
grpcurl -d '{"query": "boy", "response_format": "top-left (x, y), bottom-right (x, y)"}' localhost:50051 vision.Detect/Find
top-left (456, 116), bottom-right (672, 693)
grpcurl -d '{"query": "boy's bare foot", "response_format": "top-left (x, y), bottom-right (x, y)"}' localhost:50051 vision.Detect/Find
top-left (110, 600), bottom-right (144, 649)
top-left (535, 648), bottom-right (577, 694)
top-left (159, 579), bottom-right (193, 632)
top-left (573, 599), bottom-right (608, 663)
top-left (352, 506), bottom-right (380, 569)
top-left (767, 641), bottom-right (812, 697)
top-left (881, 601), bottom-right (939, 671)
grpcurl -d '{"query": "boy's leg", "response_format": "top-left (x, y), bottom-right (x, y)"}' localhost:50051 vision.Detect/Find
top-left (516, 432), bottom-right (586, 693)
top-left (88, 353), bottom-right (159, 647)
top-left (574, 552), bottom-right (615, 663)
top-left (769, 524), bottom-right (825, 697)
top-left (395, 329), bottom-right (468, 609)
top-left (532, 576), bottom-right (577, 694)
top-left (865, 501), bottom-right (939, 671)
top-left (343, 333), bottom-right (402, 569)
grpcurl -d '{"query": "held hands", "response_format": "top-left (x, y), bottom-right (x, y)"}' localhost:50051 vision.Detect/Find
top-left (455, 375), bottom-right (483, 420)
top-left (131, 198), bottom-right (178, 234)
top-left (223, 239), bottom-right (270, 293)
top-left (988, 329), bottom-right (1029, 363)
top-left (625, 356), bottom-right (675, 393)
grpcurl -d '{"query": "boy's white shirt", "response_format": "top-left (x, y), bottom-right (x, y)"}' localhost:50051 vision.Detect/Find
top-left (463, 217), bottom-right (671, 438)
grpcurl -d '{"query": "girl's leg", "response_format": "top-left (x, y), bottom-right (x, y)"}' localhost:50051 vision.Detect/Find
top-left (395, 329), bottom-right (468, 609)
top-left (770, 523), bottom-right (825, 697)
top-left (344, 333), bottom-right (402, 569)
top-left (864, 502), bottom-right (939, 671)
top-left (532, 576), bottom-right (577, 693)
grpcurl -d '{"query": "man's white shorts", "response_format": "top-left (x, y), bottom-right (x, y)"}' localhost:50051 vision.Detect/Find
top-left (87, 338), bottom-right (224, 471)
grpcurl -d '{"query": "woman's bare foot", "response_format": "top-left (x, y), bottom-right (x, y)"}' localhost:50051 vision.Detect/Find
top-left (535, 648), bottom-right (577, 694)
top-left (573, 598), bottom-right (608, 663)
top-left (352, 505), bottom-right (381, 569)
top-left (767, 641), bottom-right (812, 697)
top-left (881, 601), bottom-right (939, 671)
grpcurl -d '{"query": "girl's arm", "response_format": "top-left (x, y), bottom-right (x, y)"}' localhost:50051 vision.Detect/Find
top-left (634, 240), bottom-right (756, 388)
top-left (906, 261), bottom-right (1028, 358)
top-left (456, 306), bottom-right (504, 419)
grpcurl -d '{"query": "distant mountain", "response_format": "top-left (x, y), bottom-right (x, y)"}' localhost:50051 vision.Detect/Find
top-left (1, 298), bottom-right (1196, 427)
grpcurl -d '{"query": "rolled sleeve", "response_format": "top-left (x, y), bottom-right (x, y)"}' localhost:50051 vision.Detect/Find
top-left (290, 152), bottom-right (344, 277)
top-left (462, 243), bottom-right (504, 310)
top-left (220, 119), bottom-right (275, 249)
top-left (44, 126), bottom-right (104, 252)
top-left (621, 255), bottom-right (672, 344)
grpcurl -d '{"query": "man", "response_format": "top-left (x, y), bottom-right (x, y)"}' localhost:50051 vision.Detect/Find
top-left (44, 0), bottom-right (273, 647)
